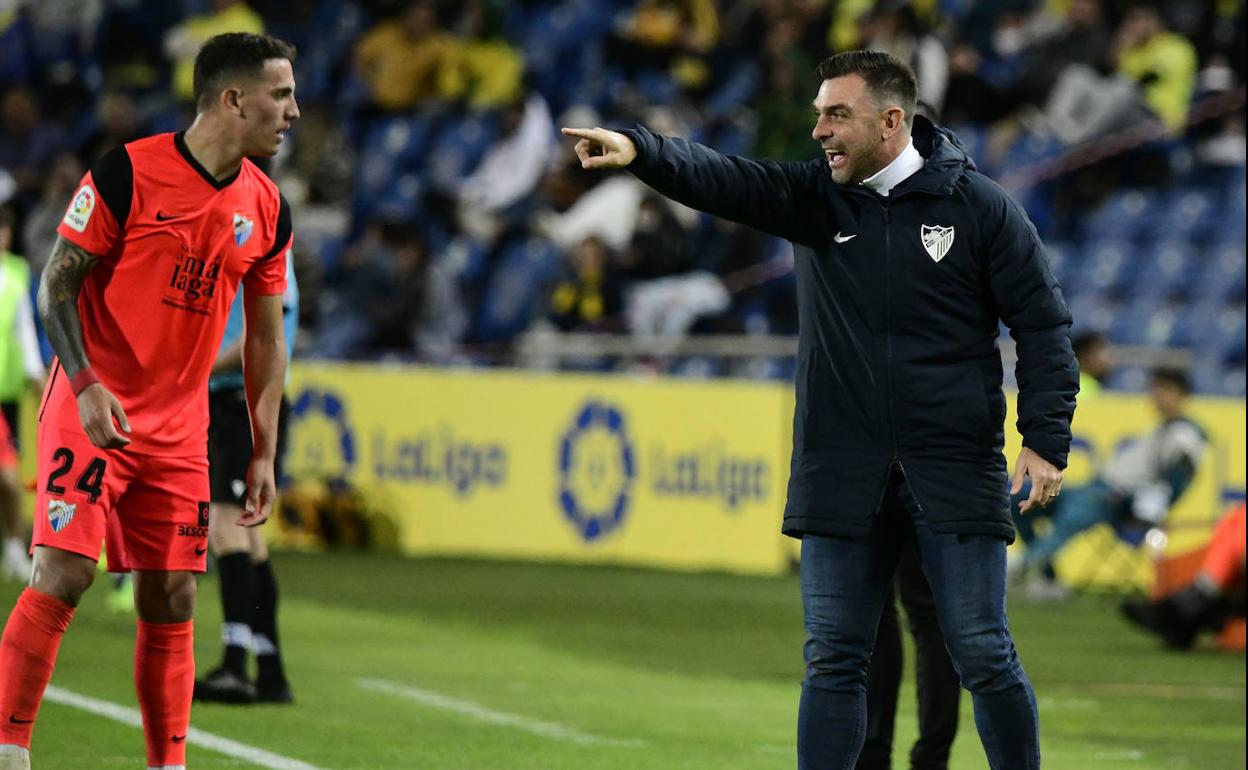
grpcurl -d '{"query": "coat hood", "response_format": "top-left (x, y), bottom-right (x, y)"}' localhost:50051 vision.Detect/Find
top-left (904, 115), bottom-right (975, 196)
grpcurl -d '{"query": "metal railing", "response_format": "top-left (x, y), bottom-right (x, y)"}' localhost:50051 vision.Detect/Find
top-left (514, 330), bottom-right (1193, 372)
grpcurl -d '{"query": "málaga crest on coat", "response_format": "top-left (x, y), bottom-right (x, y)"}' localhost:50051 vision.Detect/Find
top-left (921, 224), bottom-right (955, 262)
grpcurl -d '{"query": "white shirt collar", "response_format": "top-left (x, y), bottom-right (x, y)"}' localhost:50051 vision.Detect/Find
top-left (860, 138), bottom-right (924, 197)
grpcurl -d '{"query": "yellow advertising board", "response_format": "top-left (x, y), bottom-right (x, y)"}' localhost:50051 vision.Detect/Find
top-left (283, 364), bottom-right (793, 574)
top-left (14, 364), bottom-right (1246, 584)
top-left (284, 364), bottom-right (1244, 580)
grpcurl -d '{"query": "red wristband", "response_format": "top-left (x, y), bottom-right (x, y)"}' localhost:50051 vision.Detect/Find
top-left (70, 368), bottom-right (100, 396)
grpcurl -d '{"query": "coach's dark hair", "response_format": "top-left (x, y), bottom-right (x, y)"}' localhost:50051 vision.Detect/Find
top-left (193, 32), bottom-right (297, 111)
top-left (1151, 366), bottom-right (1192, 394)
top-left (815, 50), bottom-right (918, 126)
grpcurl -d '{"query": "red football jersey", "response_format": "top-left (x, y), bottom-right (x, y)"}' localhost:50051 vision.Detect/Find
top-left (47, 132), bottom-right (291, 456)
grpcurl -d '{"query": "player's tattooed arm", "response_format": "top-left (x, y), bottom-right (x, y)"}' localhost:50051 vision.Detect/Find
top-left (38, 236), bottom-right (130, 448)
top-left (37, 236), bottom-right (99, 377)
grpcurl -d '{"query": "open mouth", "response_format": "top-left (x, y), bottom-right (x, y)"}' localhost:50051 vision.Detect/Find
top-left (824, 148), bottom-right (847, 170)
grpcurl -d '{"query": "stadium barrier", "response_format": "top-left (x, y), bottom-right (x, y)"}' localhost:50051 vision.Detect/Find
top-left (17, 364), bottom-right (1241, 585)
top-left (274, 363), bottom-right (1245, 584)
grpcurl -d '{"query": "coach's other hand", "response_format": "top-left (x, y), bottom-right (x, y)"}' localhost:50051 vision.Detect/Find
top-left (1012, 447), bottom-right (1063, 514)
top-left (76, 383), bottom-right (131, 449)
top-left (239, 456), bottom-right (276, 527)
top-left (562, 127), bottom-right (637, 170)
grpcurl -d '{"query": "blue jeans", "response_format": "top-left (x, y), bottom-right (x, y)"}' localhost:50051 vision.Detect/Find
top-left (798, 471), bottom-right (1040, 770)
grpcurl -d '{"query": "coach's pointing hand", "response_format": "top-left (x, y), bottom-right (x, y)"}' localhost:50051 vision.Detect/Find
top-left (1012, 447), bottom-right (1063, 514)
top-left (76, 383), bottom-right (131, 449)
top-left (562, 127), bottom-right (637, 170)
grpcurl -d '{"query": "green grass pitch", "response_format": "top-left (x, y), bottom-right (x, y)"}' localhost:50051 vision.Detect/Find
top-left (2, 551), bottom-right (1243, 768)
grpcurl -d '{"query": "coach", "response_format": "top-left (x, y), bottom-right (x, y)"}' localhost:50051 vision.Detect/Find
top-left (564, 50), bottom-right (1078, 769)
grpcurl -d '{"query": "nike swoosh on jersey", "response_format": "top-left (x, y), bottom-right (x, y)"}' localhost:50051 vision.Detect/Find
top-left (834, 232), bottom-right (857, 243)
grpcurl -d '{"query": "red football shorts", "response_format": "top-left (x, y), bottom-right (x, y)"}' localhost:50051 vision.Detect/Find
top-left (32, 423), bottom-right (210, 573)
top-left (0, 415), bottom-right (17, 468)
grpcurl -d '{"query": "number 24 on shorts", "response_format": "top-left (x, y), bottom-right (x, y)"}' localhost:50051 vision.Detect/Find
top-left (46, 448), bottom-right (107, 504)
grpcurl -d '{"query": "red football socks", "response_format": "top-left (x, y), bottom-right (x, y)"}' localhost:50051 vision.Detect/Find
top-left (0, 588), bottom-right (76, 748)
top-left (134, 619), bottom-right (194, 767)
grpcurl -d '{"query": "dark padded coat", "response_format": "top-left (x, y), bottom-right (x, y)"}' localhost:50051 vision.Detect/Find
top-left (619, 116), bottom-right (1079, 542)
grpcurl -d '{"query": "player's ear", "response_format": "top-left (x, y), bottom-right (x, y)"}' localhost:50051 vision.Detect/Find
top-left (222, 86), bottom-right (246, 118)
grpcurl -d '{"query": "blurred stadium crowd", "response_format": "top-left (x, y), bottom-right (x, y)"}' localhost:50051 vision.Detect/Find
top-left (0, 0), bottom-right (1244, 393)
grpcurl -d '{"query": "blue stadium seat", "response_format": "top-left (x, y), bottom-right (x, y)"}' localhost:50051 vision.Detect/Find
top-left (1080, 190), bottom-right (1159, 245)
top-left (1000, 132), bottom-right (1063, 175)
top-left (472, 236), bottom-right (563, 343)
top-left (1168, 301), bottom-right (1224, 349)
top-left (1193, 242), bottom-right (1246, 303)
top-left (1145, 188), bottom-right (1218, 246)
top-left (437, 236), bottom-right (492, 289)
top-left (1076, 239), bottom-right (1133, 298)
top-left (1203, 304), bottom-right (1247, 364)
top-left (704, 62), bottom-right (761, 122)
top-left (1044, 241), bottom-right (1081, 288)
top-left (1128, 240), bottom-right (1199, 300)
top-left (369, 173), bottom-right (424, 223)
top-left (426, 112), bottom-right (500, 189)
top-left (294, 1), bottom-right (368, 100)
top-left (1109, 296), bottom-right (1179, 347)
top-left (1066, 290), bottom-right (1117, 335)
top-left (945, 124), bottom-right (985, 171)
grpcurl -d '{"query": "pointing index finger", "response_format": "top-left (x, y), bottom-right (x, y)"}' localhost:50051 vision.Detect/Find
top-left (561, 127), bottom-right (603, 142)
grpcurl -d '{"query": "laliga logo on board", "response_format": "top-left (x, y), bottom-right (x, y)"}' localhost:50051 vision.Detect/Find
top-left (288, 387), bottom-right (358, 480)
top-left (558, 400), bottom-right (636, 542)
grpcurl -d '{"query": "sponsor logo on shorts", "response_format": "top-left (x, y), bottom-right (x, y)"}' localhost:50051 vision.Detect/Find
top-left (62, 185), bottom-right (95, 232)
top-left (231, 479), bottom-right (247, 499)
top-left (198, 501), bottom-right (210, 527)
top-left (177, 525), bottom-right (208, 539)
top-left (194, 545), bottom-right (207, 556)
top-left (47, 499), bottom-right (76, 533)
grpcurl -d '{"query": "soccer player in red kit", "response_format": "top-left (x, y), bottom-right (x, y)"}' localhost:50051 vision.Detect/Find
top-left (0, 32), bottom-right (298, 770)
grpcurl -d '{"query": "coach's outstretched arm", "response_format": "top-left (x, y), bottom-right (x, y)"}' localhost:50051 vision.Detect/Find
top-left (38, 236), bottom-right (131, 449)
top-left (562, 126), bottom-right (828, 246)
top-left (239, 290), bottom-right (286, 527)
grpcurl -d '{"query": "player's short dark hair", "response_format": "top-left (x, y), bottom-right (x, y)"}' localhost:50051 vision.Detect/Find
top-left (815, 50), bottom-right (918, 126)
top-left (193, 32), bottom-right (297, 111)
top-left (1151, 366), bottom-right (1192, 394)
top-left (1072, 331), bottom-right (1107, 359)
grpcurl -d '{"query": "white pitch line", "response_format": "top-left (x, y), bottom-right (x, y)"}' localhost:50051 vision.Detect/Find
top-left (43, 685), bottom-right (330, 770)
top-left (357, 678), bottom-right (644, 748)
